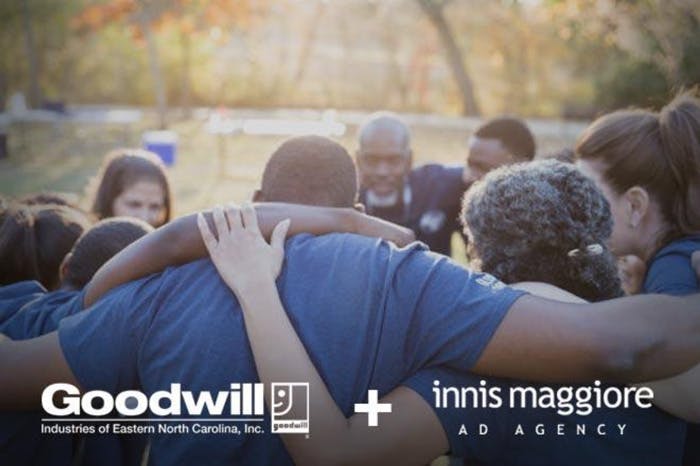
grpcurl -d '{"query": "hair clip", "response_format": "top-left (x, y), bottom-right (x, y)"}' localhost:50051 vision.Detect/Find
top-left (568, 243), bottom-right (604, 258)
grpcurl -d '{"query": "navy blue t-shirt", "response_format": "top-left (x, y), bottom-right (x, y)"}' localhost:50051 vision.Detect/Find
top-left (405, 368), bottom-right (685, 466)
top-left (57, 233), bottom-right (524, 465)
top-left (0, 283), bottom-right (145, 466)
top-left (360, 164), bottom-right (468, 256)
top-left (643, 235), bottom-right (700, 466)
top-left (643, 235), bottom-right (700, 295)
top-left (0, 284), bottom-right (83, 466)
top-left (0, 281), bottom-right (83, 340)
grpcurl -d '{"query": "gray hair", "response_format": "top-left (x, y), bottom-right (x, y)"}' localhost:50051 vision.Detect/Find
top-left (463, 159), bottom-right (623, 301)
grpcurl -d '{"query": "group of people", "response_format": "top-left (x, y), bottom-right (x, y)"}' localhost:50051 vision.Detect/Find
top-left (0, 92), bottom-right (699, 466)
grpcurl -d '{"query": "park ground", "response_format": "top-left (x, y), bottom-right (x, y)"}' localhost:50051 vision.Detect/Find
top-left (0, 108), bottom-right (587, 262)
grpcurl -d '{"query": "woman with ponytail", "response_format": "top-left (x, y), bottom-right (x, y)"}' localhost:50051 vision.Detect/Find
top-left (576, 91), bottom-right (700, 466)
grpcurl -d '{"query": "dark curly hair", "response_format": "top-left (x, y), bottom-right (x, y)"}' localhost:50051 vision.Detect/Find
top-left (462, 159), bottom-right (623, 301)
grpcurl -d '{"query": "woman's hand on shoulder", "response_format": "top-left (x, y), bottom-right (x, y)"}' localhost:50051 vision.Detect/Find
top-left (197, 203), bottom-right (290, 295)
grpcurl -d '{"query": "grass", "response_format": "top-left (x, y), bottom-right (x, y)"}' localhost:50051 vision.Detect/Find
top-left (0, 111), bottom-right (585, 261)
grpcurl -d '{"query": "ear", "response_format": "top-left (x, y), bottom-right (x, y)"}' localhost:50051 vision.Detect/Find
top-left (406, 150), bottom-right (414, 172)
top-left (353, 203), bottom-right (366, 213)
top-left (59, 253), bottom-right (72, 284)
top-left (252, 189), bottom-right (264, 202)
top-left (623, 186), bottom-right (650, 228)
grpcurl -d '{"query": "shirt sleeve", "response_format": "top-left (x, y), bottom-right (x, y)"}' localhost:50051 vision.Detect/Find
top-left (1, 290), bottom-right (84, 339)
top-left (57, 276), bottom-right (160, 393)
top-left (644, 253), bottom-right (699, 296)
top-left (403, 367), bottom-right (509, 462)
top-left (0, 281), bottom-right (46, 331)
top-left (387, 249), bottom-right (527, 374)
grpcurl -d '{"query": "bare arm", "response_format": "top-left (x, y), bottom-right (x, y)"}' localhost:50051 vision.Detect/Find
top-left (514, 282), bottom-right (700, 421)
top-left (199, 205), bottom-right (447, 466)
top-left (83, 203), bottom-right (414, 307)
top-left (642, 366), bottom-right (700, 422)
top-left (473, 293), bottom-right (700, 384)
top-left (0, 332), bottom-right (79, 408)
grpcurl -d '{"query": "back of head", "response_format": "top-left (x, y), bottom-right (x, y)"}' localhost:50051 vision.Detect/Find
top-left (0, 203), bottom-right (91, 290)
top-left (90, 148), bottom-right (172, 222)
top-left (260, 136), bottom-right (358, 207)
top-left (463, 159), bottom-right (622, 301)
top-left (576, 91), bottom-right (700, 239)
top-left (658, 92), bottom-right (700, 234)
top-left (62, 217), bottom-right (153, 289)
top-left (474, 117), bottom-right (536, 160)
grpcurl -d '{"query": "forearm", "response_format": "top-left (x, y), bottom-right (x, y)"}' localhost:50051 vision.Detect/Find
top-left (590, 293), bottom-right (700, 382)
top-left (0, 332), bottom-right (79, 409)
top-left (474, 293), bottom-right (700, 384)
top-left (641, 364), bottom-right (700, 422)
top-left (237, 278), bottom-right (362, 465)
top-left (84, 204), bottom-right (413, 308)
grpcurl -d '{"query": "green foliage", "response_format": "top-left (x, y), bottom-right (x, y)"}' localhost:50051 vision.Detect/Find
top-left (594, 56), bottom-right (670, 111)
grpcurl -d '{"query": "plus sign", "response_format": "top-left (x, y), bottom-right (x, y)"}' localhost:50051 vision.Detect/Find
top-left (354, 390), bottom-right (392, 427)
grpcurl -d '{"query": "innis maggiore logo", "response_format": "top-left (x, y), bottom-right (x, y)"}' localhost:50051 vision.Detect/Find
top-left (270, 383), bottom-right (309, 434)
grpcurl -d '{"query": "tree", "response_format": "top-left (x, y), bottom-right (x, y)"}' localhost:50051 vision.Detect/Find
top-left (416, 0), bottom-right (480, 115)
top-left (72, 0), bottom-right (263, 127)
top-left (21, 0), bottom-right (42, 107)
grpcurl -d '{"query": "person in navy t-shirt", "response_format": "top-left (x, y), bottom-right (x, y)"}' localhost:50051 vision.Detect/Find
top-left (356, 113), bottom-right (536, 257)
top-left (0, 217), bottom-right (152, 466)
top-left (356, 112), bottom-right (466, 256)
top-left (576, 92), bottom-right (700, 466)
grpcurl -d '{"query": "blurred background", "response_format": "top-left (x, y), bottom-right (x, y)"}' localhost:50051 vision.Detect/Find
top-left (1, 0), bottom-right (698, 219)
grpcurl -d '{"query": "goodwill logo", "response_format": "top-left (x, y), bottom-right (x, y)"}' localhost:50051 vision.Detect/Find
top-left (39, 382), bottom-right (309, 436)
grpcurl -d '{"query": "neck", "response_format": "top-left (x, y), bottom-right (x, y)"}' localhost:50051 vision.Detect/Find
top-left (638, 222), bottom-right (673, 263)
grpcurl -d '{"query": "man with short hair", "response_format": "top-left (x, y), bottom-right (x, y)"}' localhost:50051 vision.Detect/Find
top-left (356, 112), bottom-right (467, 256)
top-left (462, 116), bottom-right (536, 185)
top-left (356, 113), bottom-right (537, 257)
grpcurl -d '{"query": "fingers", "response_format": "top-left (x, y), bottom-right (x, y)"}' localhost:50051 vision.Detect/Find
top-left (213, 206), bottom-right (229, 236)
top-left (270, 219), bottom-right (291, 252)
top-left (197, 213), bottom-right (217, 253)
top-left (241, 202), bottom-right (260, 234)
top-left (225, 203), bottom-right (243, 231)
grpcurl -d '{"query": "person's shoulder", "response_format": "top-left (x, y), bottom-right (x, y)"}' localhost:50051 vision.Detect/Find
top-left (412, 163), bottom-right (463, 181)
top-left (0, 280), bottom-right (46, 299)
top-left (0, 281), bottom-right (49, 328)
top-left (284, 232), bottom-right (432, 282)
top-left (27, 288), bottom-right (81, 312)
top-left (654, 235), bottom-right (700, 259)
top-left (644, 238), bottom-right (700, 295)
top-left (286, 232), bottom-right (428, 255)
top-left (411, 164), bottom-right (466, 204)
